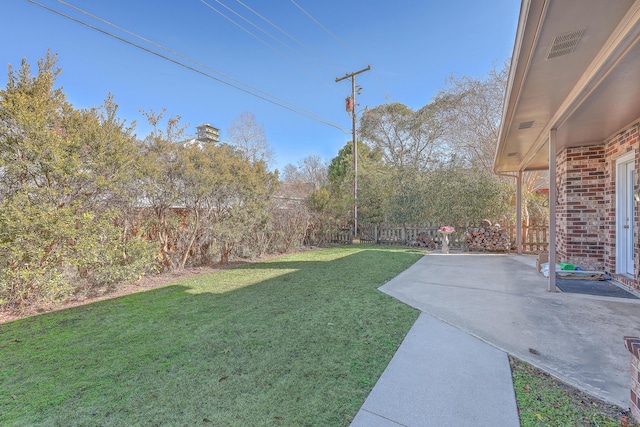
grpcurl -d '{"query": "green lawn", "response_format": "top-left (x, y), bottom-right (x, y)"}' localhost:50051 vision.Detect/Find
top-left (511, 356), bottom-right (635, 427)
top-left (0, 245), bottom-right (424, 427)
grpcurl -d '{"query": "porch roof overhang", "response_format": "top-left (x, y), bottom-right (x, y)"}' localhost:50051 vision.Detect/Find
top-left (494, 0), bottom-right (640, 173)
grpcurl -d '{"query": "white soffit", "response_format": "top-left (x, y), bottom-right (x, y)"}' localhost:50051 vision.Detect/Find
top-left (495, 0), bottom-right (640, 172)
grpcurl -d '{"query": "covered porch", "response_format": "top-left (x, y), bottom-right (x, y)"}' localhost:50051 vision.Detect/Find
top-left (495, 0), bottom-right (640, 292)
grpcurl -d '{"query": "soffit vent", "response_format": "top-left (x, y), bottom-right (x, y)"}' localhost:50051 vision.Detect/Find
top-left (518, 120), bottom-right (535, 129)
top-left (546, 29), bottom-right (586, 60)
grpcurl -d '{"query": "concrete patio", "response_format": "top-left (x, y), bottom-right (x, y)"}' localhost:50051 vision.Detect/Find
top-left (380, 252), bottom-right (640, 408)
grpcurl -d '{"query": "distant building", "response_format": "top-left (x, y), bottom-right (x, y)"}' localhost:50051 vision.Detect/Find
top-left (196, 124), bottom-right (219, 144)
top-left (180, 123), bottom-right (220, 147)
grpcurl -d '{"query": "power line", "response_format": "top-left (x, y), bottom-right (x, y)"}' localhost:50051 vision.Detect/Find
top-left (290, 0), bottom-right (367, 65)
top-left (56, 0), bottom-right (324, 120)
top-left (234, 0), bottom-right (347, 75)
top-left (208, 0), bottom-right (320, 70)
top-left (289, 0), bottom-right (392, 102)
top-left (27, 0), bottom-right (348, 132)
top-left (199, 0), bottom-right (341, 94)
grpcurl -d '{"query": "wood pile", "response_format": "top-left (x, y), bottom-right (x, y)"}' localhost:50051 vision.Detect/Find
top-left (465, 219), bottom-right (511, 252)
top-left (409, 232), bottom-right (436, 249)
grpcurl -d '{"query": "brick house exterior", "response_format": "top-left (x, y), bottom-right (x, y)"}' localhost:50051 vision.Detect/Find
top-left (555, 145), bottom-right (606, 273)
top-left (495, 2), bottom-right (640, 418)
top-left (494, 0), bottom-right (640, 293)
top-left (556, 125), bottom-right (640, 290)
top-left (605, 125), bottom-right (640, 289)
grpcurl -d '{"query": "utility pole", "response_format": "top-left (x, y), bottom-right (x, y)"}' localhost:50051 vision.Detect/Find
top-left (336, 65), bottom-right (370, 239)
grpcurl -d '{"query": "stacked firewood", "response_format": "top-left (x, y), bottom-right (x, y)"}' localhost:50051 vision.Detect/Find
top-left (464, 219), bottom-right (511, 252)
top-left (409, 232), bottom-right (436, 249)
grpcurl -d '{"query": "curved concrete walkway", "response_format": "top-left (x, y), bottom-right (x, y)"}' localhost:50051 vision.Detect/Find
top-left (351, 252), bottom-right (640, 426)
top-left (350, 312), bottom-right (519, 426)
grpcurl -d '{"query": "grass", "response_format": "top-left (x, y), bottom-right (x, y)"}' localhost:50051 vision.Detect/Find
top-left (0, 245), bottom-right (424, 427)
top-left (2, 245), bottom-right (637, 426)
top-left (510, 356), bottom-right (636, 427)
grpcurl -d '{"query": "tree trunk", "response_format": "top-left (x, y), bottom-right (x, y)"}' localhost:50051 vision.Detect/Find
top-left (179, 207), bottom-right (200, 270)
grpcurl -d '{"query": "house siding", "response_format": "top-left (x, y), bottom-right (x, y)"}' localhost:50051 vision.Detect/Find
top-left (557, 122), bottom-right (640, 290)
top-left (556, 146), bottom-right (607, 271)
top-left (604, 123), bottom-right (639, 289)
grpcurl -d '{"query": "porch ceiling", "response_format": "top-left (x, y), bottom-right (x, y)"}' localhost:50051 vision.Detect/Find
top-left (495, 0), bottom-right (640, 173)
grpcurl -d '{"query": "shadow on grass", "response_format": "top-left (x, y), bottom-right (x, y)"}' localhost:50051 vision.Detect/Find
top-left (0, 246), bottom-right (423, 426)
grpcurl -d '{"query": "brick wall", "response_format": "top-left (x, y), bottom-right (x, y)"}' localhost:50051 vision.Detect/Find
top-left (555, 122), bottom-right (640, 290)
top-left (556, 145), bottom-right (606, 271)
top-left (624, 336), bottom-right (640, 423)
top-left (603, 124), bottom-right (639, 287)
top-left (556, 149), bottom-right (568, 263)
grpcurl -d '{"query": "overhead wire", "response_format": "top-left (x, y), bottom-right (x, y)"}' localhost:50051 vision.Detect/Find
top-left (289, 0), bottom-right (392, 102)
top-left (290, 0), bottom-right (366, 64)
top-left (199, 0), bottom-right (342, 94)
top-left (27, 0), bottom-right (348, 133)
top-left (234, 0), bottom-right (348, 75)
top-left (56, 0), bottom-right (308, 113)
top-left (201, 0), bottom-right (325, 72)
top-left (57, 0), bottom-right (344, 127)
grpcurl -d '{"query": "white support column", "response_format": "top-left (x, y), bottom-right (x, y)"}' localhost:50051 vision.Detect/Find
top-left (548, 129), bottom-right (557, 292)
top-left (516, 171), bottom-right (523, 254)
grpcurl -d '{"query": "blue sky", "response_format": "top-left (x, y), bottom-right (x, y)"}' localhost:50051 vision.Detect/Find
top-left (2, 0), bottom-right (520, 172)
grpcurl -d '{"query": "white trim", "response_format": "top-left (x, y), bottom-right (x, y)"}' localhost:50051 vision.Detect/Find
top-left (516, 171), bottom-right (523, 254)
top-left (548, 129), bottom-right (557, 292)
top-left (616, 152), bottom-right (635, 275)
top-left (495, 0), bottom-right (549, 170)
top-left (517, 1), bottom-right (640, 171)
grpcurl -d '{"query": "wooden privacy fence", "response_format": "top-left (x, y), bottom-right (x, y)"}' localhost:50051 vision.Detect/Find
top-left (358, 223), bottom-right (549, 253)
top-left (509, 225), bottom-right (549, 253)
top-left (304, 222), bottom-right (352, 246)
top-left (359, 223), bottom-right (467, 249)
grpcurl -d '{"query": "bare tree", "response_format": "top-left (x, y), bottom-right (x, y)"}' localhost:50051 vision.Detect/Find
top-left (435, 61), bottom-right (509, 171)
top-left (281, 163), bottom-right (301, 183)
top-left (282, 154), bottom-right (328, 189)
top-left (226, 111), bottom-right (273, 166)
top-left (434, 62), bottom-right (548, 228)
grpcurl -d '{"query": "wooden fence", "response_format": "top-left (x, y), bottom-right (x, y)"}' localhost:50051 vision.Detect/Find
top-left (509, 225), bottom-right (548, 253)
top-left (304, 222), bottom-right (352, 246)
top-left (359, 223), bottom-right (467, 249)
top-left (358, 222), bottom-right (549, 254)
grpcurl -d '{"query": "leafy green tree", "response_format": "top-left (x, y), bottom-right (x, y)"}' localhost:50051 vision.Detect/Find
top-left (422, 167), bottom-right (511, 226)
top-left (0, 52), bottom-right (155, 308)
top-left (326, 140), bottom-right (387, 223)
top-left (0, 194), bottom-right (76, 307)
top-left (349, 61), bottom-right (529, 230)
top-left (137, 112), bottom-right (278, 267)
top-left (384, 167), bottom-right (428, 225)
top-left (203, 144), bottom-right (277, 262)
top-left (434, 62), bottom-right (548, 225)
top-left (137, 110), bottom-right (188, 270)
top-left (359, 102), bottom-right (447, 171)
